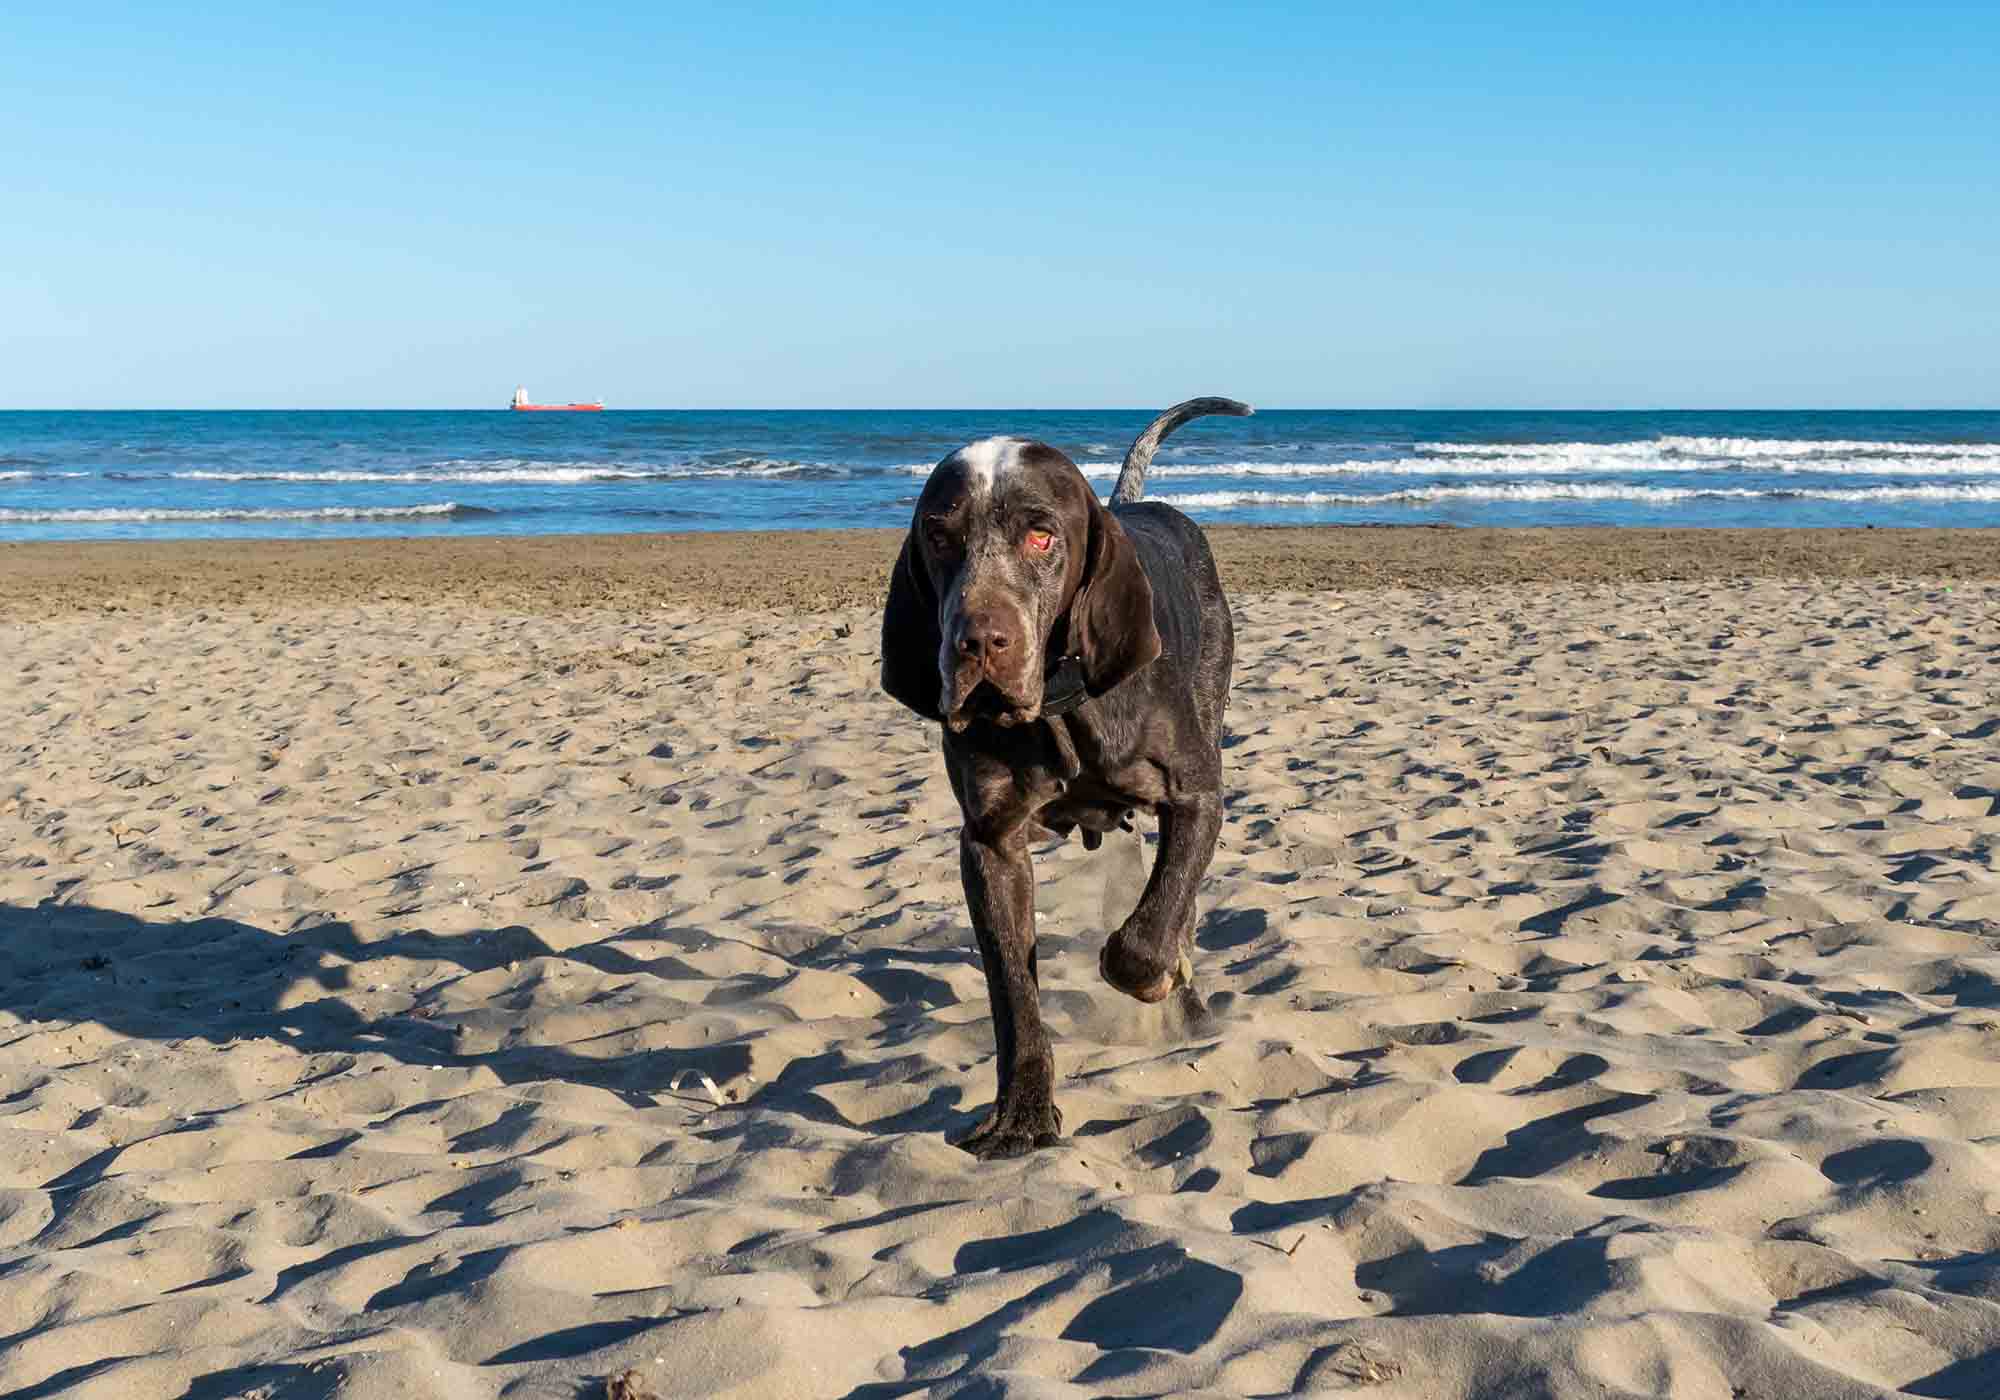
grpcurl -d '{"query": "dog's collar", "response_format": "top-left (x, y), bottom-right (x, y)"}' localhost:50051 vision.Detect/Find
top-left (1041, 654), bottom-right (1089, 717)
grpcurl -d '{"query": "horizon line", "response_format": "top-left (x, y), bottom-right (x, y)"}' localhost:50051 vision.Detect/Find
top-left (3, 405), bottom-right (1998, 414)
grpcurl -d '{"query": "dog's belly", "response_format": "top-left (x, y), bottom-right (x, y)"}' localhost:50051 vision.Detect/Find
top-left (1039, 794), bottom-right (1134, 835)
top-left (1031, 768), bottom-right (1157, 849)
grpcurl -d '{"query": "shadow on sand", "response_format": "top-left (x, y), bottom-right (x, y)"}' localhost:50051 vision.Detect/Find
top-left (0, 897), bottom-right (998, 1135)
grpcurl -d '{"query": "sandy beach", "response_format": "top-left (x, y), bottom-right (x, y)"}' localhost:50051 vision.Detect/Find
top-left (7, 525), bottom-right (2000, 617)
top-left (3, 528), bottom-right (1999, 1398)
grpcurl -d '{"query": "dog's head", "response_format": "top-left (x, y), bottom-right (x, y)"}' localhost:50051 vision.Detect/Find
top-left (880, 436), bottom-right (1161, 728)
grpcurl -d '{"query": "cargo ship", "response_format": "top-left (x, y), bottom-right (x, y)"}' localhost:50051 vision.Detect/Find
top-left (510, 386), bottom-right (604, 412)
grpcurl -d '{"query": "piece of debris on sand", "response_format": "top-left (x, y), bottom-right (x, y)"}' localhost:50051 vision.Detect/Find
top-left (604, 1370), bottom-right (662, 1400)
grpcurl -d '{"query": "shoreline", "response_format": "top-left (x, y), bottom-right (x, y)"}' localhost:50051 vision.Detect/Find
top-left (5, 524), bottom-right (2000, 617)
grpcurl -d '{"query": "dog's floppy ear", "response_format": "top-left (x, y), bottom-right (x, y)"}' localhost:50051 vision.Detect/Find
top-left (1070, 501), bottom-right (1161, 696)
top-left (880, 533), bottom-right (945, 720)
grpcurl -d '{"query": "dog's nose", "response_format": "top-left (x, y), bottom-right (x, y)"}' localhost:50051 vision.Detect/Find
top-left (954, 612), bottom-right (1014, 660)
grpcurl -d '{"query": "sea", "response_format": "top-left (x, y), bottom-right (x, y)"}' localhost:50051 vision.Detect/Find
top-left (2, 409), bottom-right (1998, 541)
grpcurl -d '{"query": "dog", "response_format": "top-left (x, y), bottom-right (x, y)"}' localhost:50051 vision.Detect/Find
top-left (879, 397), bottom-right (1249, 1158)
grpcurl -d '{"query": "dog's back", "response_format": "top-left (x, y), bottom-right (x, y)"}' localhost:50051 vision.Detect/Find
top-left (1110, 499), bottom-right (1232, 732)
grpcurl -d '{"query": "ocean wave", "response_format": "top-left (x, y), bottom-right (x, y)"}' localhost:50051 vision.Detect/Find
top-left (910, 454), bottom-right (2000, 480)
top-left (1665, 435), bottom-right (2000, 459)
top-left (0, 503), bottom-right (483, 524)
top-left (167, 457), bottom-right (857, 484)
top-left (1149, 482), bottom-right (2000, 509)
top-left (427, 456), bottom-right (852, 480)
top-left (1752, 483), bottom-right (2000, 501)
top-left (175, 467), bottom-right (674, 485)
top-left (1418, 436), bottom-right (2000, 463)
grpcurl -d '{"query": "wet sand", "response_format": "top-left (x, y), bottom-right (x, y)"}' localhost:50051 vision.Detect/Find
top-left (5, 525), bottom-right (2000, 617)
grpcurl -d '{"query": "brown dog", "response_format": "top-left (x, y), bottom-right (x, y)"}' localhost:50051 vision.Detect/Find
top-left (880, 398), bottom-right (1249, 1158)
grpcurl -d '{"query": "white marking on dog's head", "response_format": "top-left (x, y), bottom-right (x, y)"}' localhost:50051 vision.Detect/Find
top-left (954, 436), bottom-right (1026, 496)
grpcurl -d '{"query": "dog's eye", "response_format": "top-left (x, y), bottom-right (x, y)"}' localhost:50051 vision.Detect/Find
top-left (1024, 529), bottom-right (1054, 554)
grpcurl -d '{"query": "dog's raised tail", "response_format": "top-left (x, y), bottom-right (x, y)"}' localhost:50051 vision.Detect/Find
top-left (1110, 396), bottom-right (1254, 505)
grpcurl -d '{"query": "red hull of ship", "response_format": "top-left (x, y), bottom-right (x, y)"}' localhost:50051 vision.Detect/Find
top-left (511, 404), bottom-right (604, 412)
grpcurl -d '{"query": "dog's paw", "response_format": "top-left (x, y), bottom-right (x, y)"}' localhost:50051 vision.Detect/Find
top-left (1100, 935), bottom-right (1191, 1005)
top-left (952, 1100), bottom-right (1062, 1159)
top-left (967, 1126), bottom-right (1061, 1160)
top-left (949, 1110), bottom-right (999, 1152)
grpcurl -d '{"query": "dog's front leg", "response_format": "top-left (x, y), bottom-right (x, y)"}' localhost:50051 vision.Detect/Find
top-left (952, 827), bottom-right (1062, 1159)
top-left (1100, 790), bottom-right (1221, 1004)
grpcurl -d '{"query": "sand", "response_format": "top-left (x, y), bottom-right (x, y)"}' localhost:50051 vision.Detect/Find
top-left (6, 525), bottom-right (2000, 618)
top-left (2, 530), bottom-right (1998, 1398)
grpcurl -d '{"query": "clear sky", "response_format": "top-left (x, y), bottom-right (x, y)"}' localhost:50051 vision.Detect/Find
top-left (4, 2), bottom-right (1994, 408)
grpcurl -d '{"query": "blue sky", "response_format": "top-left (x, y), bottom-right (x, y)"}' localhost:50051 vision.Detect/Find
top-left (4, 2), bottom-right (1994, 408)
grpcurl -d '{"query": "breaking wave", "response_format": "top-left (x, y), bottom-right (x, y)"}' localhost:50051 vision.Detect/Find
top-left (1417, 437), bottom-right (2000, 464)
top-left (1139, 457), bottom-right (2000, 478)
top-left (1150, 481), bottom-right (2000, 510)
top-left (907, 450), bottom-right (2000, 479)
top-left (167, 457), bottom-right (854, 484)
top-left (432, 456), bottom-right (850, 479)
top-left (174, 467), bottom-right (668, 485)
top-left (0, 503), bottom-right (484, 524)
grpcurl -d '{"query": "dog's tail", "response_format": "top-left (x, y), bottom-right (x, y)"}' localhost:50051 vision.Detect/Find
top-left (1110, 396), bottom-right (1254, 505)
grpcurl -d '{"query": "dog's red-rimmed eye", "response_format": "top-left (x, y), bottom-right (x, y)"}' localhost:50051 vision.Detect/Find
top-left (1024, 529), bottom-right (1054, 554)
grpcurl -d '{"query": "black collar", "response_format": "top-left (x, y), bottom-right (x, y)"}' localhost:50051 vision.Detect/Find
top-left (1041, 654), bottom-right (1090, 717)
